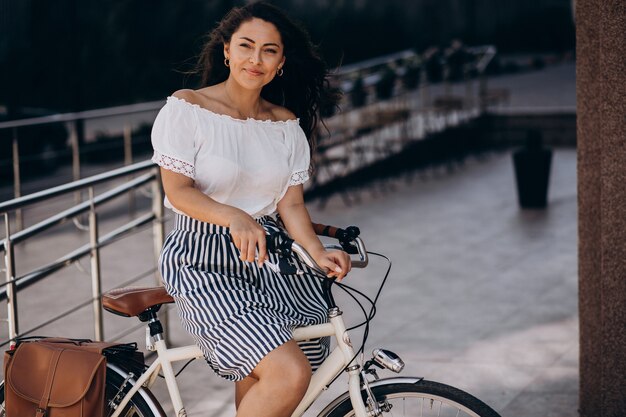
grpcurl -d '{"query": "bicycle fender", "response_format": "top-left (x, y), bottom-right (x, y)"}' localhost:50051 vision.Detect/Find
top-left (316, 376), bottom-right (424, 417)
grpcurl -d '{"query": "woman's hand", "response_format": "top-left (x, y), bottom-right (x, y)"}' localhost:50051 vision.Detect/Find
top-left (312, 249), bottom-right (352, 282)
top-left (229, 211), bottom-right (267, 266)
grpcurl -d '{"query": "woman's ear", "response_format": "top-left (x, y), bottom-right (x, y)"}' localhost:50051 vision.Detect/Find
top-left (223, 43), bottom-right (230, 59)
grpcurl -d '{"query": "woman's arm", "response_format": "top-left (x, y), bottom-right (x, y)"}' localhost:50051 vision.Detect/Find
top-left (277, 184), bottom-right (351, 281)
top-left (161, 168), bottom-right (267, 265)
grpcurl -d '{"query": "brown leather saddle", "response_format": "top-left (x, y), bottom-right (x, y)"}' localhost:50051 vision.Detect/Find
top-left (102, 286), bottom-right (174, 318)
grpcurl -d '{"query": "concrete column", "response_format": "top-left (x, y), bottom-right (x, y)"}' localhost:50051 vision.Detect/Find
top-left (576, 1), bottom-right (626, 416)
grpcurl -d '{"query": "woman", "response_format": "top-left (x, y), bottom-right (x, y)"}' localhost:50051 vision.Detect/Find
top-left (151, 2), bottom-right (351, 416)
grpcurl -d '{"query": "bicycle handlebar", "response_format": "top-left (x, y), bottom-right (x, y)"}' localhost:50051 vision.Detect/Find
top-left (265, 224), bottom-right (369, 275)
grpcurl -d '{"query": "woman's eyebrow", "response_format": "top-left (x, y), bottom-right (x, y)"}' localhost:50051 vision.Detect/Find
top-left (239, 36), bottom-right (281, 48)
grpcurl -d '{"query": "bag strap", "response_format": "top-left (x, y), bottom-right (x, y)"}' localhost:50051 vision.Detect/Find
top-left (38, 338), bottom-right (120, 354)
top-left (36, 348), bottom-right (63, 417)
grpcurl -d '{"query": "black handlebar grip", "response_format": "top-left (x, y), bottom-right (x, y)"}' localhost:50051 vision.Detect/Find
top-left (312, 223), bottom-right (340, 238)
top-left (313, 223), bottom-right (361, 240)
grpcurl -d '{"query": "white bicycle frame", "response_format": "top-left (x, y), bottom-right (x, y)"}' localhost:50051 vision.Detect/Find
top-left (111, 237), bottom-right (372, 417)
top-left (110, 310), bottom-right (368, 417)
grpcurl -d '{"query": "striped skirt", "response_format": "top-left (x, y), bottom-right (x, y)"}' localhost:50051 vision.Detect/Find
top-left (159, 214), bottom-right (330, 381)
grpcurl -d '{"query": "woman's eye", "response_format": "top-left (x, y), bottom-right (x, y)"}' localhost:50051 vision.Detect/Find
top-left (265, 49), bottom-right (277, 54)
top-left (239, 43), bottom-right (251, 48)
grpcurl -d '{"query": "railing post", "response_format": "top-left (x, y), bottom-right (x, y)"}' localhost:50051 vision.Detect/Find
top-left (124, 123), bottom-right (136, 217)
top-left (4, 213), bottom-right (19, 344)
top-left (151, 168), bottom-right (169, 340)
top-left (12, 128), bottom-right (23, 231)
top-left (152, 169), bottom-right (165, 270)
top-left (88, 187), bottom-right (104, 341)
top-left (123, 123), bottom-right (133, 166)
top-left (70, 120), bottom-right (81, 205)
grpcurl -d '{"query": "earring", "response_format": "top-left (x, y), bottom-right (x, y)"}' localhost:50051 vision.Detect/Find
top-left (277, 67), bottom-right (284, 77)
top-left (224, 58), bottom-right (230, 67)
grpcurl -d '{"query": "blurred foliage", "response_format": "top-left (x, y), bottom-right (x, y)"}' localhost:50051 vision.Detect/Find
top-left (1, 0), bottom-right (575, 114)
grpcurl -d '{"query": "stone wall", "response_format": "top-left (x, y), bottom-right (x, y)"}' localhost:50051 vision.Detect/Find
top-left (576, 0), bottom-right (626, 415)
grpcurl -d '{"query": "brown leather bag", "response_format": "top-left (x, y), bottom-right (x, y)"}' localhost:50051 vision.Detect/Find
top-left (3, 338), bottom-right (118, 417)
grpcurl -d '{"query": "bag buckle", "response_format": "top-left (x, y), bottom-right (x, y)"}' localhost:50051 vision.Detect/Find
top-left (36, 407), bottom-right (47, 416)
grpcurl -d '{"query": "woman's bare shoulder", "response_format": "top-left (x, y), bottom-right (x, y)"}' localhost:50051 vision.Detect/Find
top-left (267, 103), bottom-right (297, 122)
top-left (171, 89), bottom-right (199, 103)
top-left (171, 87), bottom-right (225, 113)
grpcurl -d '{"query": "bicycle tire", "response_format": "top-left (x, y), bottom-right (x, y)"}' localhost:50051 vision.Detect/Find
top-left (322, 380), bottom-right (501, 417)
top-left (0, 366), bottom-right (163, 417)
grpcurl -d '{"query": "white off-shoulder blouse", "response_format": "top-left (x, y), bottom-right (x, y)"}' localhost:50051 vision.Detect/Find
top-left (151, 96), bottom-right (310, 218)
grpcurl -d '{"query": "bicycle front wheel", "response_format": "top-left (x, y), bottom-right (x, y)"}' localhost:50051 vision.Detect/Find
top-left (324, 380), bottom-right (501, 417)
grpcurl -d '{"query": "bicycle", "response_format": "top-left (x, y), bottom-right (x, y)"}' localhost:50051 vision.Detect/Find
top-left (0, 223), bottom-right (502, 417)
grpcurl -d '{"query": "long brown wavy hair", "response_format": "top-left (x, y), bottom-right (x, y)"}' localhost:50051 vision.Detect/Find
top-left (194, 1), bottom-right (340, 151)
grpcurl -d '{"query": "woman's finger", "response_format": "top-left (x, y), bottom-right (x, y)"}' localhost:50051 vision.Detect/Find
top-left (257, 231), bottom-right (267, 267)
top-left (239, 239), bottom-right (249, 261)
top-left (321, 258), bottom-right (342, 278)
top-left (340, 258), bottom-right (350, 274)
top-left (246, 236), bottom-right (257, 262)
top-left (232, 235), bottom-right (241, 252)
top-left (330, 252), bottom-right (351, 281)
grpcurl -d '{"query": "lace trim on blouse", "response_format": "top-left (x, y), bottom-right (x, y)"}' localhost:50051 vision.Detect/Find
top-left (289, 170), bottom-right (309, 186)
top-left (152, 151), bottom-right (195, 179)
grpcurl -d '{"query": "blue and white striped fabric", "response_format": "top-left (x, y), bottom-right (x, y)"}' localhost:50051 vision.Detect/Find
top-left (159, 214), bottom-right (330, 381)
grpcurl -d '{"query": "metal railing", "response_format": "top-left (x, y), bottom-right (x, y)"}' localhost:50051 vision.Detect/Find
top-left (0, 100), bottom-right (164, 231)
top-left (311, 46), bottom-right (498, 192)
top-left (0, 160), bottom-right (165, 347)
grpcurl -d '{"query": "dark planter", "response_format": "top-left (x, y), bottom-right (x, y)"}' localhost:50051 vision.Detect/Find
top-left (513, 131), bottom-right (552, 208)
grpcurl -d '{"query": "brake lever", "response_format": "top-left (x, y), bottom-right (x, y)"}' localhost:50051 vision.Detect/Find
top-left (265, 231), bottom-right (303, 275)
top-left (340, 242), bottom-right (359, 255)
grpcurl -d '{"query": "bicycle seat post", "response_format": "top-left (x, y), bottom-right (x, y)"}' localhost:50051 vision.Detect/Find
top-left (138, 307), bottom-right (164, 351)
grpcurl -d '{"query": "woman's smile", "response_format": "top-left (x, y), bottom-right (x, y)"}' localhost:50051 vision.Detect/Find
top-left (244, 68), bottom-right (264, 76)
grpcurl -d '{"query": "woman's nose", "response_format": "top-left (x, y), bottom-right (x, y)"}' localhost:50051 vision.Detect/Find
top-left (249, 49), bottom-right (262, 64)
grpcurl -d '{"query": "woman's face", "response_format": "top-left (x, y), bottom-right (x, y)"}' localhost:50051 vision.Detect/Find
top-left (224, 18), bottom-right (286, 90)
